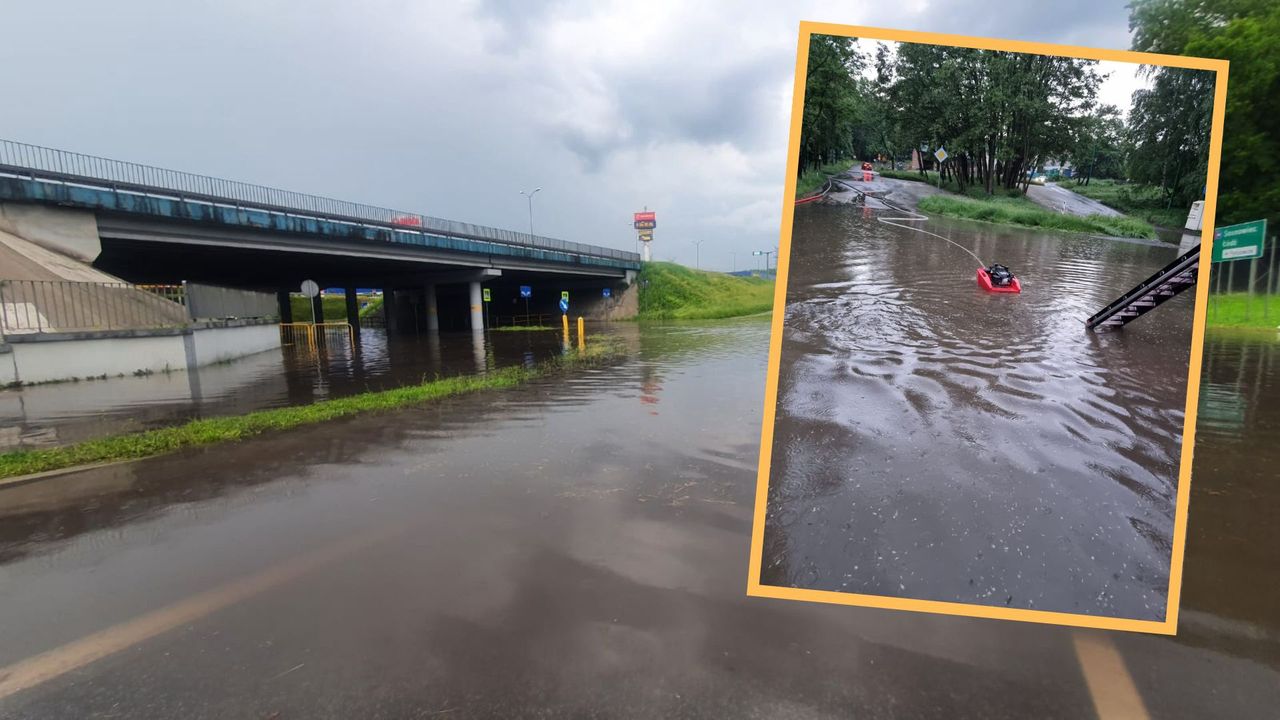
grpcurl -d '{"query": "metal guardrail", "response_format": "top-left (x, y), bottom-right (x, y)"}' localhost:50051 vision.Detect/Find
top-left (494, 313), bottom-right (558, 327)
top-left (279, 321), bottom-right (354, 351)
top-left (0, 139), bottom-right (640, 264)
top-left (0, 280), bottom-right (188, 334)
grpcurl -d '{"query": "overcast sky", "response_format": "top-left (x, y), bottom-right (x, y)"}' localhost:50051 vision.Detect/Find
top-left (0, 1), bottom-right (1141, 271)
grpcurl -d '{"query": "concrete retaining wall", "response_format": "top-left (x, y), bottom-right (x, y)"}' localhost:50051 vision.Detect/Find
top-left (577, 282), bottom-right (639, 321)
top-left (3, 320), bottom-right (281, 386)
top-left (9, 332), bottom-right (189, 385)
top-left (189, 322), bottom-right (281, 365)
top-left (0, 203), bottom-right (102, 264)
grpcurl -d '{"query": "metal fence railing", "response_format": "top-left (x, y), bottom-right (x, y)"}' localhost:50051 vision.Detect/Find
top-left (0, 139), bottom-right (640, 264)
top-left (494, 313), bottom-right (558, 327)
top-left (0, 280), bottom-right (189, 334)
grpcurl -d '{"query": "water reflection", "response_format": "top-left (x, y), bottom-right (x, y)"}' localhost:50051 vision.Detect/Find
top-left (0, 328), bottom-right (571, 450)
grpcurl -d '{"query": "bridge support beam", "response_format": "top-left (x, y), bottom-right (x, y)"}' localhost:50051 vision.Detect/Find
top-left (344, 286), bottom-right (360, 331)
top-left (310, 294), bottom-right (324, 325)
top-left (469, 281), bottom-right (484, 331)
top-left (425, 283), bottom-right (439, 332)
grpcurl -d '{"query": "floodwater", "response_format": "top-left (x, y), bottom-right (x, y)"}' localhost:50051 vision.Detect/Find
top-left (0, 320), bottom-right (1277, 717)
top-left (763, 203), bottom-right (1197, 619)
top-left (0, 328), bottom-right (570, 450)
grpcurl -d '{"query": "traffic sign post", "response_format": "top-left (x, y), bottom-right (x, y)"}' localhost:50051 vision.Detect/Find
top-left (482, 287), bottom-right (491, 328)
top-left (602, 287), bottom-right (611, 298)
top-left (559, 291), bottom-right (569, 314)
top-left (933, 147), bottom-right (947, 188)
top-left (519, 285), bottom-right (531, 321)
top-left (300, 279), bottom-right (320, 324)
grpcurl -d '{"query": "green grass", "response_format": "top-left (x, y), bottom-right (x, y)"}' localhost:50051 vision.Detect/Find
top-left (288, 294), bottom-right (384, 322)
top-left (491, 325), bottom-right (554, 332)
top-left (796, 159), bottom-right (855, 198)
top-left (0, 341), bottom-right (623, 480)
top-left (1205, 293), bottom-right (1280, 330)
top-left (918, 194), bottom-right (1157, 239)
top-left (358, 296), bottom-right (384, 319)
top-left (290, 295), bottom-right (347, 322)
top-left (1060, 179), bottom-right (1187, 229)
top-left (637, 261), bottom-right (775, 320)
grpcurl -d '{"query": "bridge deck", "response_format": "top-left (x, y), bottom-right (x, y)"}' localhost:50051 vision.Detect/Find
top-left (0, 139), bottom-right (638, 273)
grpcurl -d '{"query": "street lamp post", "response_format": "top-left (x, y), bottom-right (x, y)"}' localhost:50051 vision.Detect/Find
top-left (692, 238), bottom-right (705, 269)
top-left (752, 249), bottom-right (776, 271)
top-left (519, 187), bottom-right (542, 237)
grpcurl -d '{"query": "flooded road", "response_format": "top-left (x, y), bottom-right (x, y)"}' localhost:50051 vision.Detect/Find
top-left (764, 203), bottom-right (1195, 619)
top-left (0, 328), bottom-right (569, 450)
top-left (0, 321), bottom-right (1276, 718)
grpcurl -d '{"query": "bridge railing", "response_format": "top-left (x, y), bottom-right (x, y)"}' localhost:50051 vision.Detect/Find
top-left (0, 279), bottom-right (188, 334)
top-left (0, 139), bottom-right (640, 264)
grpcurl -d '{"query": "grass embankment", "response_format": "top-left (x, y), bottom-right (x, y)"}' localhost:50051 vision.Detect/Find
top-left (918, 194), bottom-right (1156, 239)
top-left (1058, 179), bottom-right (1187, 229)
top-left (288, 295), bottom-right (383, 322)
top-left (0, 342), bottom-right (622, 481)
top-left (491, 325), bottom-right (554, 332)
top-left (358, 297), bottom-right (384, 319)
top-left (638, 262), bottom-right (774, 320)
top-left (1206, 293), bottom-right (1280, 330)
top-left (796, 159), bottom-right (855, 198)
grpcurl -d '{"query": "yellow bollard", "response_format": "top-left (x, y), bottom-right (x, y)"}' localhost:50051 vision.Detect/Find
top-left (577, 316), bottom-right (585, 350)
top-left (562, 313), bottom-right (569, 334)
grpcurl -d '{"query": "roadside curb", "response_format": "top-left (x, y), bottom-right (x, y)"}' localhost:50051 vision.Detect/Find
top-left (0, 459), bottom-right (141, 491)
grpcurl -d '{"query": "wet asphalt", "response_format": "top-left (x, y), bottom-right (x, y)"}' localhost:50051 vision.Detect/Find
top-left (0, 321), bottom-right (1276, 718)
top-left (766, 198), bottom-right (1195, 619)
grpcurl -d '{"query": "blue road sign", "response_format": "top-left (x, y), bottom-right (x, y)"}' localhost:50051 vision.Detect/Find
top-left (558, 298), bottom-right (569, 313)
top-left (602, 288), bottom-right (612, 298)
top-left (520, 285), bottom-right (532, 298)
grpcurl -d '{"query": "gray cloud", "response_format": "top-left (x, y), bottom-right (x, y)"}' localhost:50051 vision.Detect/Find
top-left (0, 0), bottom-right (1138, 269)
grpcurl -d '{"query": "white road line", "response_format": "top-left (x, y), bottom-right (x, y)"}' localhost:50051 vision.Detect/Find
top-left (0, 523), bottom-right (404, 701)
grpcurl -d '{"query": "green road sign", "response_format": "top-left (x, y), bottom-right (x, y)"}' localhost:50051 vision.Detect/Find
top-left (561, 291), bottom-right (569, 302)
top-left (482, 288), bottom-right (491, 302)
top-left (1212, 219), bottom-right (1267, 262)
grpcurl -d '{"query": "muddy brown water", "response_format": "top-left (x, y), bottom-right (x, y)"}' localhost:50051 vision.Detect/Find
top-left (0, 319), bottom-right (1277, 716)
top-left (763, 203), bottom-right (1198, 620)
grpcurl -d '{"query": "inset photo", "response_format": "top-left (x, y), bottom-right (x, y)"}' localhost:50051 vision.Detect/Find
top-left (749, 24), bottom-right (1229, 633)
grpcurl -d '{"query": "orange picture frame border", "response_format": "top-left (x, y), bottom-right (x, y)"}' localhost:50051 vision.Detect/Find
top-left (747, 21), bottom-right (1230, 635)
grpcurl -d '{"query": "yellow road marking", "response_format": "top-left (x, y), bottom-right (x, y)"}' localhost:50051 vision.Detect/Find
top-left (0, 523), bottom-right (403, 701)
top-left (1073, 630), bottom-right (1151, 720)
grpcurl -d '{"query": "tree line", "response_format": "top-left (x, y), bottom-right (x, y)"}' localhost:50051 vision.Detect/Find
top-left (1129, 0), bottom-right (1278, 227)
top-left (799, 32), bottom-right (1215, 209)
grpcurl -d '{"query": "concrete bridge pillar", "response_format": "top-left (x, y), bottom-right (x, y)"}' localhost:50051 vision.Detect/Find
top-left (469, 281), bottom-right (484, 331)
top-left (344, 286), bottom-right (360, 330)
top-left (425, 283), bottom-right (439, 332)
top-left (384, 290), bottom-right (398, 332)
top-left (277, 291), bottom-right (293, 323)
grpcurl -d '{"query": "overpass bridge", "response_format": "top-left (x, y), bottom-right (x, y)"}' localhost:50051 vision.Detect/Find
top-left (0, 139), bottom-right (639, 332)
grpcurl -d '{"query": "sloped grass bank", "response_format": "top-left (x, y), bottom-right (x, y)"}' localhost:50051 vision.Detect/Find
top-left (1061, 179), bottom-right (1187, 229)
top-left (0, 341), bottom-right (623, 481)
top-left (637, 262), bottom-right (775, 320)
top-left (796, 159), bottom-right (855, 198)
top-left (918, 194), bottom-right (1156, 239)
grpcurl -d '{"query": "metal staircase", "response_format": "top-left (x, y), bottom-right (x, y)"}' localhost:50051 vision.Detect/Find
top-left (1086, 245), bottom-right (1200, 331)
